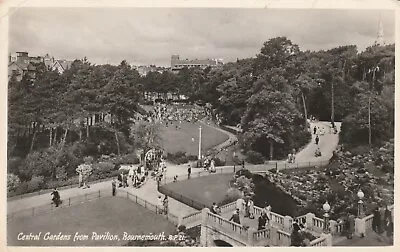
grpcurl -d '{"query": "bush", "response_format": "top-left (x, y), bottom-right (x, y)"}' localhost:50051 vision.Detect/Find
top-left (246, 150), bottom-right (264, 164)
top-left (84, 156), bottom-right (94, 164)
top-left (7, 173), bottom-right (21, 192)
top-left (91, 162), bottom-right (115, 180)
top-left (114, 153), bottom-right (140, 165)
top-left (166, 152), bottom-right (193, 165)
top-left (235, 169), bottom-right (253, 179)
top-left (27, 176), bottom-right (45, 193)
top-left (7, 157), bottom-right (23, 176)
top-left (213, 157), bottom-right (226, 167)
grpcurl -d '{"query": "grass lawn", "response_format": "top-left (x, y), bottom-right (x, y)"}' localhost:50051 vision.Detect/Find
top-left (8, 197), bottom-right (176, 246)
top-left (161, 173), bottom-right (234, 209)
top-left (160, 121), bottom-right (229, 156)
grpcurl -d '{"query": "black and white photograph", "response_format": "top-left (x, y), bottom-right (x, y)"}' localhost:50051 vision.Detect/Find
top-left (2, 0), bottom-right (397, 248)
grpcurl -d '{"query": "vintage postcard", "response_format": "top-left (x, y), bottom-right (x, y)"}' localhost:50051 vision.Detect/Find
top-left (1, 0), bottom-right (398, 249)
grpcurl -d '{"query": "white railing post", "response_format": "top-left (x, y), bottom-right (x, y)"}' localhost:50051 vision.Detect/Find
top-left (305, 213), bottom-right (315, 230)
top-left (247, 227), bottom-right (255, 245)
top-left (322, 233), bottom-right (332, 246)
top-left (355, 217), bottom-right (366, 237)
top-left (283, 216), bottom-right (293, 232)
top-left (329, 220), bottom-right (337, 235)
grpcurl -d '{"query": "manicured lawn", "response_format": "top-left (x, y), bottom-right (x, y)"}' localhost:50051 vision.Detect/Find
top-left (8, 197), bottom-right (176, 246)
top-left (160, 121), bottom-right (229, 156)
top-left (161, 173), bottom-right (234, 209)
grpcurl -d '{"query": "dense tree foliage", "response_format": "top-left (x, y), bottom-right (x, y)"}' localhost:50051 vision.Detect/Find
top-left (8, 36), bottom-right (394, 185)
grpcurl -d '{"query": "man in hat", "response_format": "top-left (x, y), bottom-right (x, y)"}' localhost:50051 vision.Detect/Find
top-left (229, 209), bottom-right (241, 224)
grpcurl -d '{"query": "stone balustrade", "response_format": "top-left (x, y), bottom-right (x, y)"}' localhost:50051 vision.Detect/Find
top-left (206, 210), bottom-right (249, 237)
top-left (310, 236), bottom-right (327, 246)
top-left (277, 229), bottom-right (291, 246)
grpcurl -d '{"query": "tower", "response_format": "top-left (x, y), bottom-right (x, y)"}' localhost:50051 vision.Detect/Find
top-left (375, 15), bottom-right (385, 46)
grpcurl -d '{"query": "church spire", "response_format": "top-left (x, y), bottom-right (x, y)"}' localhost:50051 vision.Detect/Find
top-left (375, 14), bottom-right (385, 46)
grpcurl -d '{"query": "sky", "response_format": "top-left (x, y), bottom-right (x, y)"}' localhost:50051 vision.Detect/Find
top-left (8, 8), bottom-right (395, 67)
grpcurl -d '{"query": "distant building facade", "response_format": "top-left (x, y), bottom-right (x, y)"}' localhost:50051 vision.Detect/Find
top-left (170, 54), bottom-right (223, 72)
top-left (8, 52), bottom-right (74, 81)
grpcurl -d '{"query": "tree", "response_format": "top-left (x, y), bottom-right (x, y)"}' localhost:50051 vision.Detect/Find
top-left (242, 89), bottom-right (304, 160)
top-left (131, 121), bottom-right (162, 154)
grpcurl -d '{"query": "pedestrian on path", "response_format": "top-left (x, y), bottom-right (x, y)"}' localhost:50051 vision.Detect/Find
top-left (313, 126), bottom-right (317, 135)
top-left (51, 188), bottom-right (61, 207)
top-left (163, 195), bottom-right (169, 215)
top-left (112, 178), bottom-right (116, 196)
top-left (187, 165), bottom-right (191, 179)
top-left (372, 207), bottom-right (380, 233)
top-left (229, 209), bottom-right (241, 224)
top-left (258, 212), bottom-right (267, 230)
top-left (158, 195), bottom-right (164, 214)
top-left (315, 135), bottom-right (320, 145)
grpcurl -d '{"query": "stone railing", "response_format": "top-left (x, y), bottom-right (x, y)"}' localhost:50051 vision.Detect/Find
top-left (205, 210), bottom-right (249, 241)
top-left (181, 211), bottom-right (202, 227)
top-left (350, 204), bottom-right (395, 237)
top-left (310, 216), bottom-right (325, 233)
top-left (219, 201), bottom-right (237, 214)
top-left (277, 230), bottom-right (291, 246)
top-left (310, 236), bottom-right (327, 246)
top-left (253, 228), bottom-right (270, 241)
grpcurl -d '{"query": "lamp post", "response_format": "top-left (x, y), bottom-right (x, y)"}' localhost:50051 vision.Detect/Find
top-left (357, 189), bottom-right (365, 218)
top-left (198, 126), bottom-right (202, 160)
top-left (323, 201), bottom-right (331, 233)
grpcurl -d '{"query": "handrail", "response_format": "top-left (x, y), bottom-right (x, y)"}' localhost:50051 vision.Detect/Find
top-left (310, 236), bottom-right (326, 246)
top-left (7, 189), bottom-right (112, 222)
top-left (121, 191), bottom-right (179, 224)
top-left (206, 211), bottom-right (249, 237)
top-left (253, 228), bottom-right (270, 240)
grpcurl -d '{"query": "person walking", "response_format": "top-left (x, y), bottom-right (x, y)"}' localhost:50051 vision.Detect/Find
top-left (372, 207), bottom-right (381, 233)
top-left (112, 178), bottom-right (117, 196)
top-left (248, 198), bottom-right (255, 219)
top-left (158, 195), bottom-right (164, 214)
top-left (313, 126), bottom-right (317, 135)
top-left (229, 209), bottom-right (241, 225)
top-left (211, 202), bottom-right (219, 215)
top-left (258, 212), bottom-right (267, 230)
top-left (187, 165), bottom-right (191, 179)
top-left (315, 135), bottom-right (320, 145)
top-left (51, 188), bottom-right (61, 207)
top-left (379, 205), bottom-right (386, 234)
top-left (347, 212), bottom-right (355, 239)
top-left (163, 196), bottom-right (169, 215)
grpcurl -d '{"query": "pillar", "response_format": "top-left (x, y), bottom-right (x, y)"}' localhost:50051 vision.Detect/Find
top-left (329, 220), bottom-right (337, 235)
top-left (305, 213), bottom-right (315, 230)
top-left (270, 226), bottom-right (278, 246)
top-left (283, 216), bottom-right (293, 232)
top-left (247, 227), bottom-right (255, 245)
top-left (200, 208), bottom-right (210, 247)
top-left (321, 233), bottom-right (332, 246)
top-left (355, 218), bottom-right (366, 237)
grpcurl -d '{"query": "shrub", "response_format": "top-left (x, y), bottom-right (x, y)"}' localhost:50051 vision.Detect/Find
top-left (7, 157), bottom-right (23, 176)
top-left (46, 176), bottom-right (80, 190)
top-left (166, 152), bottom-right (192, 165)
top-left (213, 157), bottom-right (226, 167)
top-left (84, 156), bottom-right (94, 164)
top-left (235, 169), bottom-right (253, 179)
top-left (27, 176), bottom-right (45, 192)
top-left (7, 173), bottom-right (21, 192)
top-left (246, 150), bottom-right (264, 164)
top-left (114, 153), bottom-right (140, 165)
top-left (219, 187), bottom-right (242, 206)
